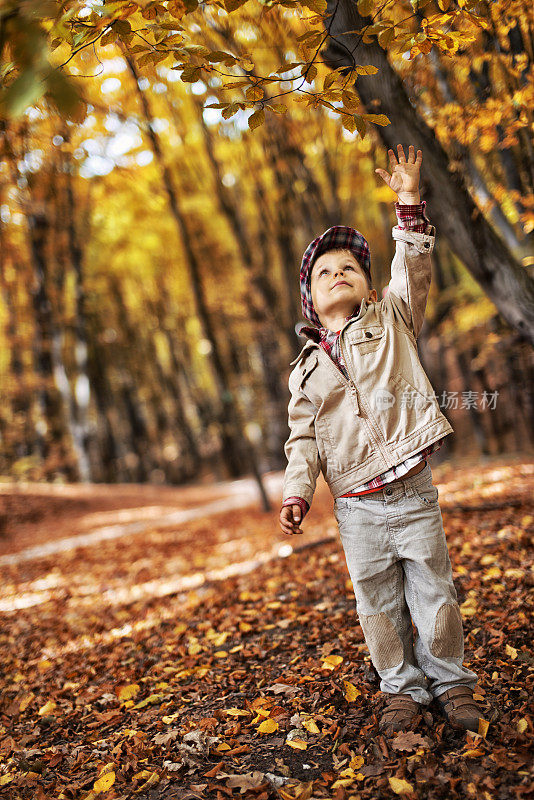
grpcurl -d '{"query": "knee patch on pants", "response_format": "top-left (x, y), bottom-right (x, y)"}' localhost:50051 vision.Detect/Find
top-left (430, 602), bottom-right (464, 658)
top-left (358, 612), bottom-right (404, 671)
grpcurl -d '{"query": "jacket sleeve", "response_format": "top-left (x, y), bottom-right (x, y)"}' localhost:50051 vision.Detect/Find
top-left (383, 201), bottom-right (436, 339)
top-left (282, 372), bottom-right (321, 509)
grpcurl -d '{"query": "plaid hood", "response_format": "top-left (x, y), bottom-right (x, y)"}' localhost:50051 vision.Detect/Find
top-left (300, 226), bottom-right (372, 328)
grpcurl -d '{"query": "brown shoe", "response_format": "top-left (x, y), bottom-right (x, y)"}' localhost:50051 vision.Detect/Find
top-left (435, 686), bottom-right (485, 733)
top-left (379, 692), bottom-right (422, 732)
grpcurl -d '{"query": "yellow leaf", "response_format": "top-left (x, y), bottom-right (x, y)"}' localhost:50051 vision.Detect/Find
top-left (252, 708), bottom-right (271, 722)
top-left (350, 755), bottom-right (364, 770)
top-left (517, 718), bottom-right (528, 734)
top-left (321, 654), bottom-right (343, 669)
top-left (226, 707), bottom-right (250, 716)
top-left (389, 777), bottom-right (414, 794)
top-left (302, 718), bottom-right (320, 734)
top-left (343, 680), bottom-right (361, 702)
top-left (286, 738), bottom-right (307, 749)
top-left (19, 693), bottom-right (35, 711)
top-left (248, 109), bottom-right (265, 130)
top-left (135, 772), bottom-right (159, 792)
top-left (355, 64), bottom-right (379, 75)
top-left (482, 566), bottom-right (501, 580)
top-left (361, 113), bottom-right (390, 125)
top-left (268, 103), bottom-right (287, 115)
top-left (118, 683), bottom-right (140, 701)
top-left (301, 0), bottom-right (327, 12)
top-left (257, 718), bottom-right (278, 733)
top-left (0, 774), bottom-right (14, 786)
top-left (94, 771), bottom-right (115, 793)
top-left (332, 779), bottom-right (355, 788)
top-left (213, 650), bottom-right (228, 658)
top-left (504, 568), bottom-right (524, 579)
top-left (134, 771), bottom-right (153, 781)
top-left (478, 717), bottom-right (490, 738)
top-left (342, 115), bottom-right (357, 134)
top-left (505, 644), bottom-right (518, 660)
top-left (38, 659), bottom-right (53, 672)
top-left (38, 700), bottom-right (57, 716)
top-left (210, 632), bottom-right (230, 646)
top-left (216, 742), bottom-right (232, 751)
top-left (133, 693), bottom-right (164, 709)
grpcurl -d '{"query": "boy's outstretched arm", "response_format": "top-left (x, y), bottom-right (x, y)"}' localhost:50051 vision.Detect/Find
top-left (375, 144), bottom-right (436, 339)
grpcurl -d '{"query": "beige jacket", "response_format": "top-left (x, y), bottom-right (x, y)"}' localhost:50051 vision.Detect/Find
top-left (282, 223), bottom-right (453, 508)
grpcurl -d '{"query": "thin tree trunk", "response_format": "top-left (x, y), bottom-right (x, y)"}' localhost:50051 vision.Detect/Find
top-left (122, 50), bottom-right (271, 510)
top-left (27, 193), bottom-right (74, 478)
top-left (62, 128), bottom-right (92, 481)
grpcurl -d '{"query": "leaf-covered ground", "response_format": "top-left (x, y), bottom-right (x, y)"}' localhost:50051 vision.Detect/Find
top-left (0, 458), bottom-right (533, 799)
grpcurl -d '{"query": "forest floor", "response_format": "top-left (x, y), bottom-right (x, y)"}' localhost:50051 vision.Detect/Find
top-left (0, 454), bottom-right (533, 800)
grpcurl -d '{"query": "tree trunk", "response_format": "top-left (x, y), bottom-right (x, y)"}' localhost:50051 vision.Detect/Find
top-left (62, 128), bottom-right (93, 481)
top-left (123, 50), bottom-right (271, 510)
top-left (322, 0), bottom-right (534, 346)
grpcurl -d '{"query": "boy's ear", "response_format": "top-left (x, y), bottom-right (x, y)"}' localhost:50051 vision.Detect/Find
top-left (369, 288), bottom-right (378, 302)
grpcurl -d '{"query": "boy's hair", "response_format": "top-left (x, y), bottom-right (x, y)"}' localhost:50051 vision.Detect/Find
top-left (311, 247), bottom-right (373, 291)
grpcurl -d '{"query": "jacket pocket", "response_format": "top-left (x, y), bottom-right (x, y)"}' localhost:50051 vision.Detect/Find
top-left (346, 325), bottom-right (384, 355)
top-left (376, 373), bottom-right (436, 444)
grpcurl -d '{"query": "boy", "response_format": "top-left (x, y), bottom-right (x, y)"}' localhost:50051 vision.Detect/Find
top-left (279, 145), bottom-right (486, 735)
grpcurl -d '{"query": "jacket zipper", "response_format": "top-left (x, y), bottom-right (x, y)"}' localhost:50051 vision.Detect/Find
top-left (315, 344), bottom-right (360, 416)
top-left (338, 327), bottom-right (394, 470)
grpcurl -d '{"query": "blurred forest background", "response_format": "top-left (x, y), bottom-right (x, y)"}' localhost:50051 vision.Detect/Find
top-left (0, 0), bottom-right (533, 489)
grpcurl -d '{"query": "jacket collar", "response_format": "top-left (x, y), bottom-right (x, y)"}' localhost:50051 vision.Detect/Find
top-left (290, 299), bottom-right (369, 366)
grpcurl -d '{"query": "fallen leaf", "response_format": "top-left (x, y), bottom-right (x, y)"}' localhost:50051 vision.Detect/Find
top-left (391, 732), bottom-right (431, 752)
top-left (38, 700), bottom-right (56, 716)
top-left (389, 776), bottom-right (414, 794)
top-left (321, 654), bottom-right (343, 670)
top-left (257, 718), bottom-right (278, 734)
top-left (301, 717), bottom-right (320, 734)
top-left (343, 680), bottom-right (361, 701)
top-left (225, 771), bottom-right (266, 791)
top-left (226, 707), bottom-right (250, 717)
top-left (117, 683), bottom-right (140, 701)
top-left (93, 771), bottom-right (115, 792)
top-left (286, 739), bottom-right (307, 750)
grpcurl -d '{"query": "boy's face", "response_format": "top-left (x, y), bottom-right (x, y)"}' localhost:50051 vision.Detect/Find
top-left (310, 249), bottom-right (377, 328)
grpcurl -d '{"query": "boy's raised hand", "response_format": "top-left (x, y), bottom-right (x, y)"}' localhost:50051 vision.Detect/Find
top-left (279, 504), bottom-right (304, 535)
top-left (374, 144), bottom-right (422, 204)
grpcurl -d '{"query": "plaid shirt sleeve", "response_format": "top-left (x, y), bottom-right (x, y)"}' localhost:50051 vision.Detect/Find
top-left (281, 496), bottom-right (309, 518)
top-left (395, 200), bottom-right (432, 234)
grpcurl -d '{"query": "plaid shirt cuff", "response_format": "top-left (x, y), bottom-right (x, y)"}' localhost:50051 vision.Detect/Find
top-left (395, 200), bottom-right (431, 234)
top-left (282, 496), bottom-right (309, 518)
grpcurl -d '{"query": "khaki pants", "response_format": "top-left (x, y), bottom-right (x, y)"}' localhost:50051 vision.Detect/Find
top-left (334, 461), bottom-right (477, 705)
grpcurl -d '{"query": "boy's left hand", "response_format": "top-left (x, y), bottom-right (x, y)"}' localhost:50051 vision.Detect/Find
top-left (375, 144), bottom-right (422, 204)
